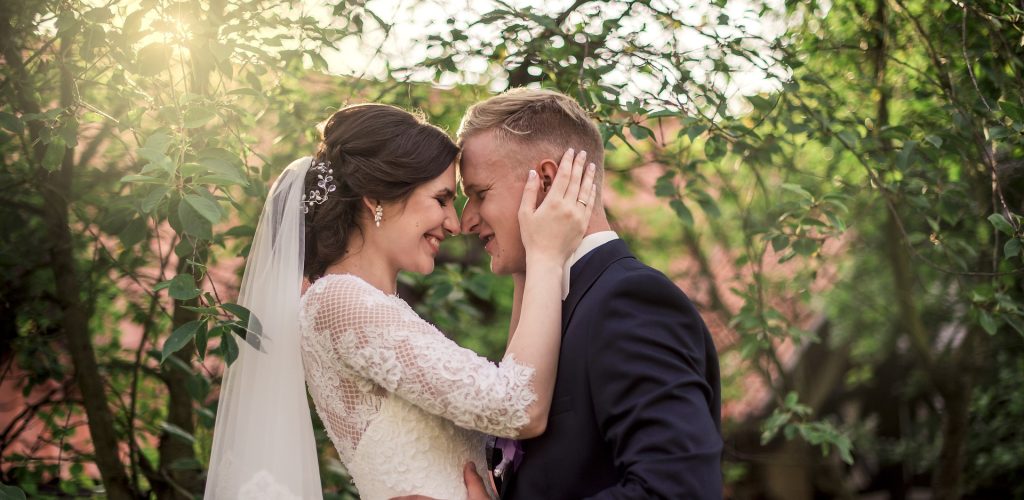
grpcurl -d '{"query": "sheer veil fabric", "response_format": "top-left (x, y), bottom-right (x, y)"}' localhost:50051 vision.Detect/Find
top-left (205, 157), bottom-right (322, 499)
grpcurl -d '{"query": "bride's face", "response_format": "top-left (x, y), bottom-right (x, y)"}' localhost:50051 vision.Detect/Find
top-left (376, 162), bottom-right (460, 275)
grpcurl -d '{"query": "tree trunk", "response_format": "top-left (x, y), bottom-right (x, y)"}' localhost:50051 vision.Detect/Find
top-left (932, 367), bottom-right (971, 499)
top-left (34, 31), bottom-right (137, 500)
top-left (154, 250), bottom-right (207, 500)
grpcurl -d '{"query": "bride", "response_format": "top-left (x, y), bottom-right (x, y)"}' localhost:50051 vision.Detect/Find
top-left (204, 103), bottom-right (597, 499)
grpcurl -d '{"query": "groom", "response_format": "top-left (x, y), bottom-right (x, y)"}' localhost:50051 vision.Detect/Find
top-left (457, 88), bottom-right (723, 498)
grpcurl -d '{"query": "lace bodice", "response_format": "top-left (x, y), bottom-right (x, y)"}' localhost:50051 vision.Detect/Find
top-left (299, 274), bottom-right (536, 499)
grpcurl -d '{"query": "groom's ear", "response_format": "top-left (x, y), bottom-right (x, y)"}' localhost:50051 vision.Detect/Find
top-left (537, 158), bottom-right (559, 196)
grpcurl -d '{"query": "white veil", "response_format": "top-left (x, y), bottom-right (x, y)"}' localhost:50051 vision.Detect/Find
top-left (205, 157), bottom-right (322, 499)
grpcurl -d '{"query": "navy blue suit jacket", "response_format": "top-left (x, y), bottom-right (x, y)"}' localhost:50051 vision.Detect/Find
top-left (500, 239), bottom-right (722, 499)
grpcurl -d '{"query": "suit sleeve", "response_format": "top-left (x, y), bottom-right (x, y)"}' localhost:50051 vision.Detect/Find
top-left (584, 270), bottom-right (722, 499)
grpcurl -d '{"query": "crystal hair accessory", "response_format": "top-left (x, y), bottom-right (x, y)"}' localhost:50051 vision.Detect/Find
top-left (301, 159), bottom-right (336, 214)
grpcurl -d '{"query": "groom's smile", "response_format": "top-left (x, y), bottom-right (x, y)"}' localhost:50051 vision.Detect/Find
top-left (459, 129), bottom-right (530, 276)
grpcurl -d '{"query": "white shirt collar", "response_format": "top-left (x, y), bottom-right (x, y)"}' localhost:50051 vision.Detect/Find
top-left (562, 231), bottom-right (619, 300)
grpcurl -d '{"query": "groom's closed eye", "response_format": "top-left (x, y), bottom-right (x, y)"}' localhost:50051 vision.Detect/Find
top-left (463, 183), bottom-right (489, 201)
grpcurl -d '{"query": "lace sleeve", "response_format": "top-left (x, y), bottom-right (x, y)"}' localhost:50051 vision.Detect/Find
top-left (307, 274), bottom-right (536, 438)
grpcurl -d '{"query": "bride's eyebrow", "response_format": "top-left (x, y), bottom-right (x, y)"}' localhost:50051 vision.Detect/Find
top-left (435, 187), bottom-right (455, 200)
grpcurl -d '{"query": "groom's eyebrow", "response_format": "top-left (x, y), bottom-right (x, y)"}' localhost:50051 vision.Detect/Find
top-left (461, 181), bottom-right (480, 196)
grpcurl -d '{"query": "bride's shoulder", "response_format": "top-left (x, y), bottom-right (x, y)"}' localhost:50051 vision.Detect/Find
top-left (305, 273), bottom-right (403, 308)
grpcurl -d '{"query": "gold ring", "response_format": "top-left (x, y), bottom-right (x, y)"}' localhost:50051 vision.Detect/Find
top-left (577, 199), bottom-right (588, 207)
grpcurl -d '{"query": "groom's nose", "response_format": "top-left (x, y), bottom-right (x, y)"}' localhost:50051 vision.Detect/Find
top-left (443, 205), bottom-right (461, 236)
top-left (461, 199), bottom-right (480, 234)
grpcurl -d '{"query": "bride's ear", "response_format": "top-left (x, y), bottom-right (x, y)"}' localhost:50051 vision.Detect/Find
top-left (361, 196), bottom-right (379, 218)
top-left (537, 158), bottom-right (559, 194)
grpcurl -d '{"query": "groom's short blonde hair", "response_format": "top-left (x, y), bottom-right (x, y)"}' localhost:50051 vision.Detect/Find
top-left (458, 88), bottom-right (604, 172)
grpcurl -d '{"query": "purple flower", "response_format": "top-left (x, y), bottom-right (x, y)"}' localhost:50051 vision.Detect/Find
top-left (493, 437), bottom-right (523, 478)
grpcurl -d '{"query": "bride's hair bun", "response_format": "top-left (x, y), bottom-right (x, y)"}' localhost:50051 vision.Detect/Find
top-left (302, 104), bottom-right (458, 282)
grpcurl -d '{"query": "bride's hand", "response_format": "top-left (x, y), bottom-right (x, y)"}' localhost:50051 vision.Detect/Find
top-left (518, 148), bottom-right (597, 266)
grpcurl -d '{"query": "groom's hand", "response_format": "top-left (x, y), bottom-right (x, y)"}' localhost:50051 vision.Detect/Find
top-left (463, 461), bottom-right (491, 500)
top-left (388, 462), bottom-right (491, 500)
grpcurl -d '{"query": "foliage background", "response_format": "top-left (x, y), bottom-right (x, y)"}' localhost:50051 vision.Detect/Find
top-left (1, 0), bottom-right (1022, 498)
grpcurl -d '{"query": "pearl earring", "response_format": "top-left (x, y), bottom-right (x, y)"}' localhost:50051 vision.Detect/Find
top-left (374, 203), bottom-right (383, 227)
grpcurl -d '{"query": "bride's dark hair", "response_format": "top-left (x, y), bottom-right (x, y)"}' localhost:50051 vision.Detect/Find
top-left (303, 103), bottom-right (459, 282)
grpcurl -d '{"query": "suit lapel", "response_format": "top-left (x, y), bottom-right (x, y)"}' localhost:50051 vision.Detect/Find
top-left (561, 239), bottom-right (634, 332)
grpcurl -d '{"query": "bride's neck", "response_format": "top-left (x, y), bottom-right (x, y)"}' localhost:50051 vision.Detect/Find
top-left (322, 236), bottom-right (398, 296)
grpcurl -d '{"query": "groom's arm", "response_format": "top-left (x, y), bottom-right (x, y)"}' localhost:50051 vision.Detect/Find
top-left (585, 267), bottom-right (722, 499)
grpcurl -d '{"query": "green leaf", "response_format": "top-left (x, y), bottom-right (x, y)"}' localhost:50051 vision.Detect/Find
top-left (184, 194), bottom-right (222, 224)
top-left (793, 238), bottom-right (817, 256)
top-left (1002, 101), bottom-right (1024, 122)
top-left (220, 328), bottom-right (239, 365)
top-left (120, 174), bottom-right (166, 184)
top-left (43, 138), bottom-right (66, 171)
top-left (162, 320), bottom-right (201, 363)
top-left (432, 281), bottom-right (454, 299)
top-left (1005, 315), bottom-right (1024, 338)
top-left (629, 124), bottom-right (650, 140)
top-left (897, 140), bottom-right (918, 169)
top-left (0, 483), bottom-right (27, 500)
top-left (119, 217), bottom-right (148, 248)
top-left (83, 7), bottom-right (112, 22)
top-left (654, 171), bottom-right (677, 198)
top-left (837, 129), bottom-right (859, 146)
top-left (160, 422), bottom-right (195, 443)
top-left (685, 124), bottom-right (709, 141)
top-left (979, 310), bottom-right (997, 335)
top-left (988, 213), bottom-right (1015, 236)
top-left (781, 183), bottom-right (813, 201)
top-left (222, 303), bottom-right (262, 337)
top-left (0, 112), bottom-right (24, 134)
top-left (178, 200), bottom-right (213, 240)
top-left (227, 87), bottom-right (262, 98)
top-left (137, 43), bottom-right (171, 75)
top-left (168, 457), bottom-right (202, 471)
top-left (195, 322), bottom-right (209, 361)
top-left (183, 108), bottom-right (217, 128)
top-left (224, 225), bottom-right (255, 238)
top-left (646, 110), bottom-right (679, 119)
top-left (924, 134), bottom-right (943, 148)
top-left (168, 274), bottom-right (200, 300)
top-left (197, 157), bottom-right (248, 186)
top-left (1005, 238), bottom-right (1022, 259)
top-left (988, 126), bottom-right (1009, 140)
top-left (123, 10), bottom-right (144, 39)
top-left (221, 302), bottom-right (250, 323)
top-left (463, 273), bottom-right (493, 299)
top-left (670, 199), bottom-right (694, 225)
top-left (748, 95), bottom-right (774, 112)
top-left (141, 186), bottom-right (170, 213)
top-left (771, 234), bottom-right (789, 252)
top-left (141, 130), bottom-right (173, 155)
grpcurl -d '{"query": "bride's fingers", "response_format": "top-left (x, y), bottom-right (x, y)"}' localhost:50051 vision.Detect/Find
top-left (518, 169), bottom-right (540, 220)
top-left (573, 162), bottom-right (596, 209)
top-left (548, 148), bottom-right (578, 198)
top-left (583, 183), bottom-right (598, 222)
top-left (561, 150), bottom-right (588, 202)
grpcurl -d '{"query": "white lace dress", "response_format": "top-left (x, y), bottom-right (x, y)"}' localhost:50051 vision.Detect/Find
top-left (299, 274), bottom-right (537, 500)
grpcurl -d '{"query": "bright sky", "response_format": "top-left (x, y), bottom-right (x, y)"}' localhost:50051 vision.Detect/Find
top-left (312, 0), bottom-right (795, 102)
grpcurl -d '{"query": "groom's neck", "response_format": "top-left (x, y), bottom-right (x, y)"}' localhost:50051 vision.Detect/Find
top-left (585, 208), bottom-right (612, 236)
top-left (508, 273), bottom-right (527, 345)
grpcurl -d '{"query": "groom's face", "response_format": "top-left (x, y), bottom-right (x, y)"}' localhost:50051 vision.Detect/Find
top-left (459, 130), bottom-right (530, 275)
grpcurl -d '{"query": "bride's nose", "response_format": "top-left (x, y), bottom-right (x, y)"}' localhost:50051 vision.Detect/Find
top-left (443, 209), bottom-right (461, 236)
